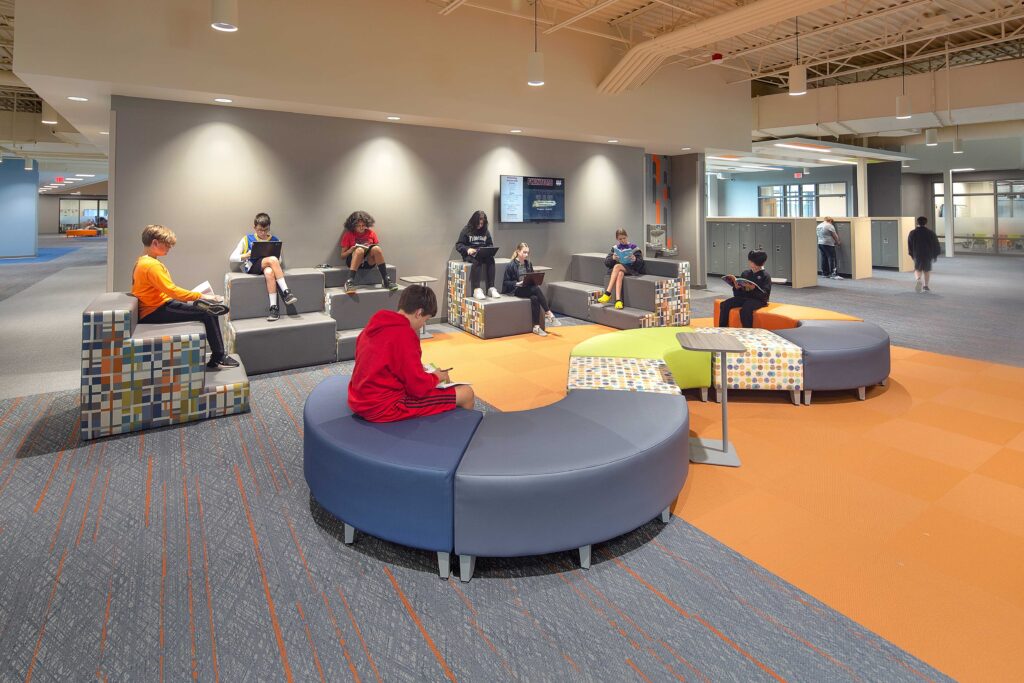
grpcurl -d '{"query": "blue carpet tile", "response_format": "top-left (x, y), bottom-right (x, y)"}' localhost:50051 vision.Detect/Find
top-left (0, 363), bottom-right (953, 682)
top-left (0, 247), bottom-right (81, 265)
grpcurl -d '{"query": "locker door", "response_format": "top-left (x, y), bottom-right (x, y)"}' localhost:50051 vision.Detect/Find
top-left (834, 222), bottom-right (853, 275)
top-left (881, 221), bottom-right (899, 267)
top-left (871, 221), bottom-right (883, 266)
top-left (755, 224), bottom-right (773, 254)
top-left (738, 223), bottom-right (756, 270)
top-left (706, 224), bottom-right (725, 275)
top-left (771, 223), bottom-right (792, 282)
top-left (724, 223), bottom-right (739, 276)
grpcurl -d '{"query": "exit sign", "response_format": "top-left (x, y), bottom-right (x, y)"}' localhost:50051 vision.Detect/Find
top-left (55, 176), bottom-right (64, 183)
top-left (793, 172), bottom-right (803, 179)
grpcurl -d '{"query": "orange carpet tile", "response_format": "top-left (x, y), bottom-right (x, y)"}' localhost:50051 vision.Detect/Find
top-left (424, 322), bottom-right (1024, 683)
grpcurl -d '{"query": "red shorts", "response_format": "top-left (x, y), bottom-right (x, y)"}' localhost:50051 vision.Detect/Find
top-left (364, 387), bottom-right (457, 423)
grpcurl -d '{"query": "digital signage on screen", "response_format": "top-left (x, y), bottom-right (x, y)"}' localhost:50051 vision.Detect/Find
top-left (500, 175), bottom-right (565, 223)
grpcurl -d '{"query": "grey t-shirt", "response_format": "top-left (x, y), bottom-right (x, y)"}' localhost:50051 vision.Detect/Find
top-left (816, 222), bottom-right (838, 246)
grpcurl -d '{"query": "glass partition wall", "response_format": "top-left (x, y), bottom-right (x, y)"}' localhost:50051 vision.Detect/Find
top-left (58, 198), bottom-right (109, 232)
top-left (933, 180), bottom-right (1024, 254)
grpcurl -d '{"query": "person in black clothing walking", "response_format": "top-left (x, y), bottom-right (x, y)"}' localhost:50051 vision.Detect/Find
top-left (502, 242), bottom-right (559, 336)
top-left (908, 216), bottom-right (942, 292)
top-left (455, 210), bottom-right (499, 300)
top-left (718, 250), bottom-right (772, 328)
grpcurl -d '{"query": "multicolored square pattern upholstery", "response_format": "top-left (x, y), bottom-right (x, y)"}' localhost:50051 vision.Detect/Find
top-left (640, 263), bottom-right (691, 328)
top-left (693, 327), bottom-right (803, 392)
top-left (567, 356), bottom-right (680, 395)
top-left (80, 293), bottom-right (249, 440)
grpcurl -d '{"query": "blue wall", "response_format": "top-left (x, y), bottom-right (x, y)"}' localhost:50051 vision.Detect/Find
top-left (717, 165), bottom-right (855, 217)
top-left (0, 161), bottom-right (39, 258)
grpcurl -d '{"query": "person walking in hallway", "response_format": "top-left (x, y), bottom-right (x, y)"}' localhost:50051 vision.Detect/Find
top-left (816, 217), bottom-right (842, 280)
top-left (908, 216), bottom-right (942, 292)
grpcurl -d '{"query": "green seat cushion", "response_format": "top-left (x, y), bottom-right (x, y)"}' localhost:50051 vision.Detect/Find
top-left (571, 327), bottom-right (711, 389)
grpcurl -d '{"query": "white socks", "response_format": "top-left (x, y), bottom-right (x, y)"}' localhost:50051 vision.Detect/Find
top-left (269, 292), bottom-right (278, 307)
top-left (276, 277), bottom-right (289, 292)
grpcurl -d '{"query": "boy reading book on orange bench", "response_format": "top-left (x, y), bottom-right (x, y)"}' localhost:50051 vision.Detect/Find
top-left (718, 250), bottom-right (772, 328)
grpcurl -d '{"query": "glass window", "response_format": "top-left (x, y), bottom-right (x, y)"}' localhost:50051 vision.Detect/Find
top-left (952, 181), bottom-right (994, 195)
top-left (819, 182), bottom-right (846, 195)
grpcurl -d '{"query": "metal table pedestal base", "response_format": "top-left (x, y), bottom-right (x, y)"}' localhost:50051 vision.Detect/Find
top-left (688, 437), bottom-right (741, 467)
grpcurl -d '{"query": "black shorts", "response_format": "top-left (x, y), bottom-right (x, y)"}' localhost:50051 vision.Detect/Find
top-left (913, 257), bottom-right (933, 272)
top-left (345, 248), bottom-right (375, 269)
top-left (243, 259), bottom-right (266, 275)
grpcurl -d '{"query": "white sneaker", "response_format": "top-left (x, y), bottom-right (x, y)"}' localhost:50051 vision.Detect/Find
top-left (473, 288), bottom-right (486, 300)
top-left (532, 325), bottom-right (548, 337)
top-left (831, 274), bottom-right (844, 280)
top-left (546, 315), bottom-right (561, 326)
top-left (915, 280), bottom-right (923, 293)
top-left (488, 287), bottom-right (501, 299)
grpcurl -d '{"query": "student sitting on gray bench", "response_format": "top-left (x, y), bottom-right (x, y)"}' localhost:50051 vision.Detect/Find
top-left (228, 212), bottom-right (298, 322)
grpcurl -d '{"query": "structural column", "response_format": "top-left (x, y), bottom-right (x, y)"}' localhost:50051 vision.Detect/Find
top-left (856, 158), bottom-right (869, 217)
top-left (943, 169), bottom-right (955, 258)
top-left (670, 152), bottom-right (706, 287)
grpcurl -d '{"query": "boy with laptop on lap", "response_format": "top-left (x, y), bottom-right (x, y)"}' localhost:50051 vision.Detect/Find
top-left (228, 212), bottom-right (298, 322)
top-left (348, 285), bottom-right (475, 422)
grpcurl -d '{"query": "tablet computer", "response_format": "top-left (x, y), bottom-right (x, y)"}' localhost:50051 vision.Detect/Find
top-left (249, 241), bottom-right (282, 261)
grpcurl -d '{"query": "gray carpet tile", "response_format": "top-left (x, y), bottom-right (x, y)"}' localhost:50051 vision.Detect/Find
top-left (0, 236), bottom-right (108, 303)
top-left (693, 254), bottom-right (1024, 366)
top-left (0, 364), bottom-right (952, 682)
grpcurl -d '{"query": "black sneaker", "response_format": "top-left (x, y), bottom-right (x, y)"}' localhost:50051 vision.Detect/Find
top-left (267, 305), bottom-right (280, 322)
top-left (386, 281), bottom-right (399, 293)
top-left (345, 280), bottom-right (357, 294)
top-left (282, 290), bottom-right (298, 306)
top-left (207, 355), bottom-right (240, 369)
top-left (195, 299), bottom-right (229, 316)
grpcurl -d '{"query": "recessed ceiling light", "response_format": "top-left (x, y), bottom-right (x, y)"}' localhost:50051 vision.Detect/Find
top-left (775, 142), bottom-right (832, 153)
top-left (214, 98), bottom-right (233, 103)
top-left (75, 174), bottom-right (96, 177)
top-left (99, 131), bottom-right (109, 135)
top-left (510, 129), bottom-right (523, 133)
top-left (67, 96), bottom-right (89, 102)
top-left (680, 147), bottom-right (691, 151)
top-left (607, 139), bottom-right (619, 143)
top-left (386, 116), bottom-right (401, 121)
top-left (950, 168), bottom-right (975, 172)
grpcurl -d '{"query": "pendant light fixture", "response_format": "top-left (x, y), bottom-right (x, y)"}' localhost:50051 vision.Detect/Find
top-left (896, 38), bottom-right (911, 119)
top-left (24, 157), bottom-right (33, 171)
top-left (41, 102), bottom-right (59, 126)
top-left (925, 128), bottom-right (938, 146)
top-left (788, 17), bottom-right (806, 96)
top-left (527, 1), bottom-right (544, 87)
top-left (211, 0), bottom-right (239, 32)
top-left (953, 125), bottom-right (963, 153)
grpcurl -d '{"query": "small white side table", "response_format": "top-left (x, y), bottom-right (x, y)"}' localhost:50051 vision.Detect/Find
top-left (676, 332), bottom-right (748, 468)
top-left (399, 275), bottom-right (439, 339)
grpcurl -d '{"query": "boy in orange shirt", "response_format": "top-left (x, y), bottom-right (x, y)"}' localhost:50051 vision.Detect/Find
top-left (131, 225), bottom-right (239, 369)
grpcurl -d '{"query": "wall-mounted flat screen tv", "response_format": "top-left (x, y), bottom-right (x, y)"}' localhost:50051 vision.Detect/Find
top-left (500, 175), bottom-right (566, 223)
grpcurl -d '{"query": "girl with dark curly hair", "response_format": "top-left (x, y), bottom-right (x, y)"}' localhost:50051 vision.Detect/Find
top-left (455, 210), bottom-right (499, 300)
top-left (339, 211), bottom-right (398, 293)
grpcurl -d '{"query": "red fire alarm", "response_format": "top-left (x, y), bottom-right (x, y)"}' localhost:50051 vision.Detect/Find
top-left (55, 176), bottom-right (64, 183)
top-left (711, 53), bottom-right (723, 64)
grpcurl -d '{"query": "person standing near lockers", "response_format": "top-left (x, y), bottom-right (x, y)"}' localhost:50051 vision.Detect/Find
top-left (908, 216), bottom-right (942, 292)
top-left (816, 217), bottom-right (843, 280)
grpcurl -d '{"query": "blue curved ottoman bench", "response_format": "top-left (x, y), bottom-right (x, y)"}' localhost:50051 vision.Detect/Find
top-left (454, 389), bottom-right (689, 581)
top-left (774, 320), bottom-right (890, 404)
top-left (303, 375), bottom-right (483, 578)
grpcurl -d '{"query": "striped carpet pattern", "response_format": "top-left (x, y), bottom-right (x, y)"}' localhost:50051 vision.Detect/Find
top-left (0, 363), bottom-right (952, 682)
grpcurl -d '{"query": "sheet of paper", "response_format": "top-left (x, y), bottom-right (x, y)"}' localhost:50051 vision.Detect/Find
top-left (192, 281), bottom-right (215, 296)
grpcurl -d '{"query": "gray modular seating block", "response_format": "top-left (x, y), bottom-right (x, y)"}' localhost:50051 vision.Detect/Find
top-left (588, 303), bottom-right (649, 329)
top-left (774, 320), bottom-right (890, 402)
top-left (454, 389), bottom-right (689, 565)
top-left (86, 292), bottom-right (141, 328)
top-left (203, 359), bottom-right (249, 392)
top-left (327, 286), bottom-right (405, 331)
top-left (547, 281), bottom-right (601, 320)
top-left (569, 252), bottom-right (614, 287)
top-left (230, 313), bottom-right (338, 374)
top-left (472, 297), bottom-right (534, 339)
top-left (322, 265), bottom-right (397, 289)
top-left (226, 268), bottom-right (328, 320)
top-left (335, 329), bottom-right (360, 361)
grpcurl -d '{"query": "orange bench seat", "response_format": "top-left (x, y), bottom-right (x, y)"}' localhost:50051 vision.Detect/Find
top-left (66, 229), bottom-right (99, 237)
top-left (712, 300), bottom-right (861, 330)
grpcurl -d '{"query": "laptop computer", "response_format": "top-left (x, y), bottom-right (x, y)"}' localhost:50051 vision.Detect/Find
top-left (249, 240), bottom-right (283, 262)
top-left (473, 246), bottom-right (500, 260)
top-left (520, 271), bottom-right (545, 287)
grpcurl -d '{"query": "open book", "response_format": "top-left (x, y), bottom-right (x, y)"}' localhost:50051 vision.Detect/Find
top-left (721, 275), bottom-right (766, 294)
top-left (613, 247), bottom-right (636, 265)
top-left (423, 363), bottom-right (471, 389)
top-left (192, 281), bottom-right (215, 296)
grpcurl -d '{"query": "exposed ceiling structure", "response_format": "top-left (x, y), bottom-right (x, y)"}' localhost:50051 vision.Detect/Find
top-left (0, 0), bottom-right (108, 189)
top-left (435, 0), bottom-right (1024, 93)
top-left (705, 136), bottom-right (913, 174)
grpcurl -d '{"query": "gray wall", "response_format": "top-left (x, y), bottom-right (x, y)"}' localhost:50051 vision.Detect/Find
top-left (901, 173), bottom-right (930, 220)
top-left (717, 165), bottom-right (856, 217)
top-left (671, 153), bottom-right (706, 287)
top-left (0, 162), bottom-right (39, 258)
top-left (867, 161), bottom-right (902, 216)
top-left (38, 196), bottom-right (60, 234)
top-left (110, 97), bottom-right (645, 295)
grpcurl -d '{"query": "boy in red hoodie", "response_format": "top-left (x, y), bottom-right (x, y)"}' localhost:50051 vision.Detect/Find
top-left (348, 285), bottom-right (475, 422)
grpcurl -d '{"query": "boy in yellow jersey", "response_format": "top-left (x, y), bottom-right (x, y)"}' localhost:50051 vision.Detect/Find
top-left (131, 225), bottom-right (239, 369)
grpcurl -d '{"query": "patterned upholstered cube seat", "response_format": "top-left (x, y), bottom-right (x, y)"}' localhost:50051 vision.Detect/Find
top-left (691, 327), bottom-right (803, 405)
